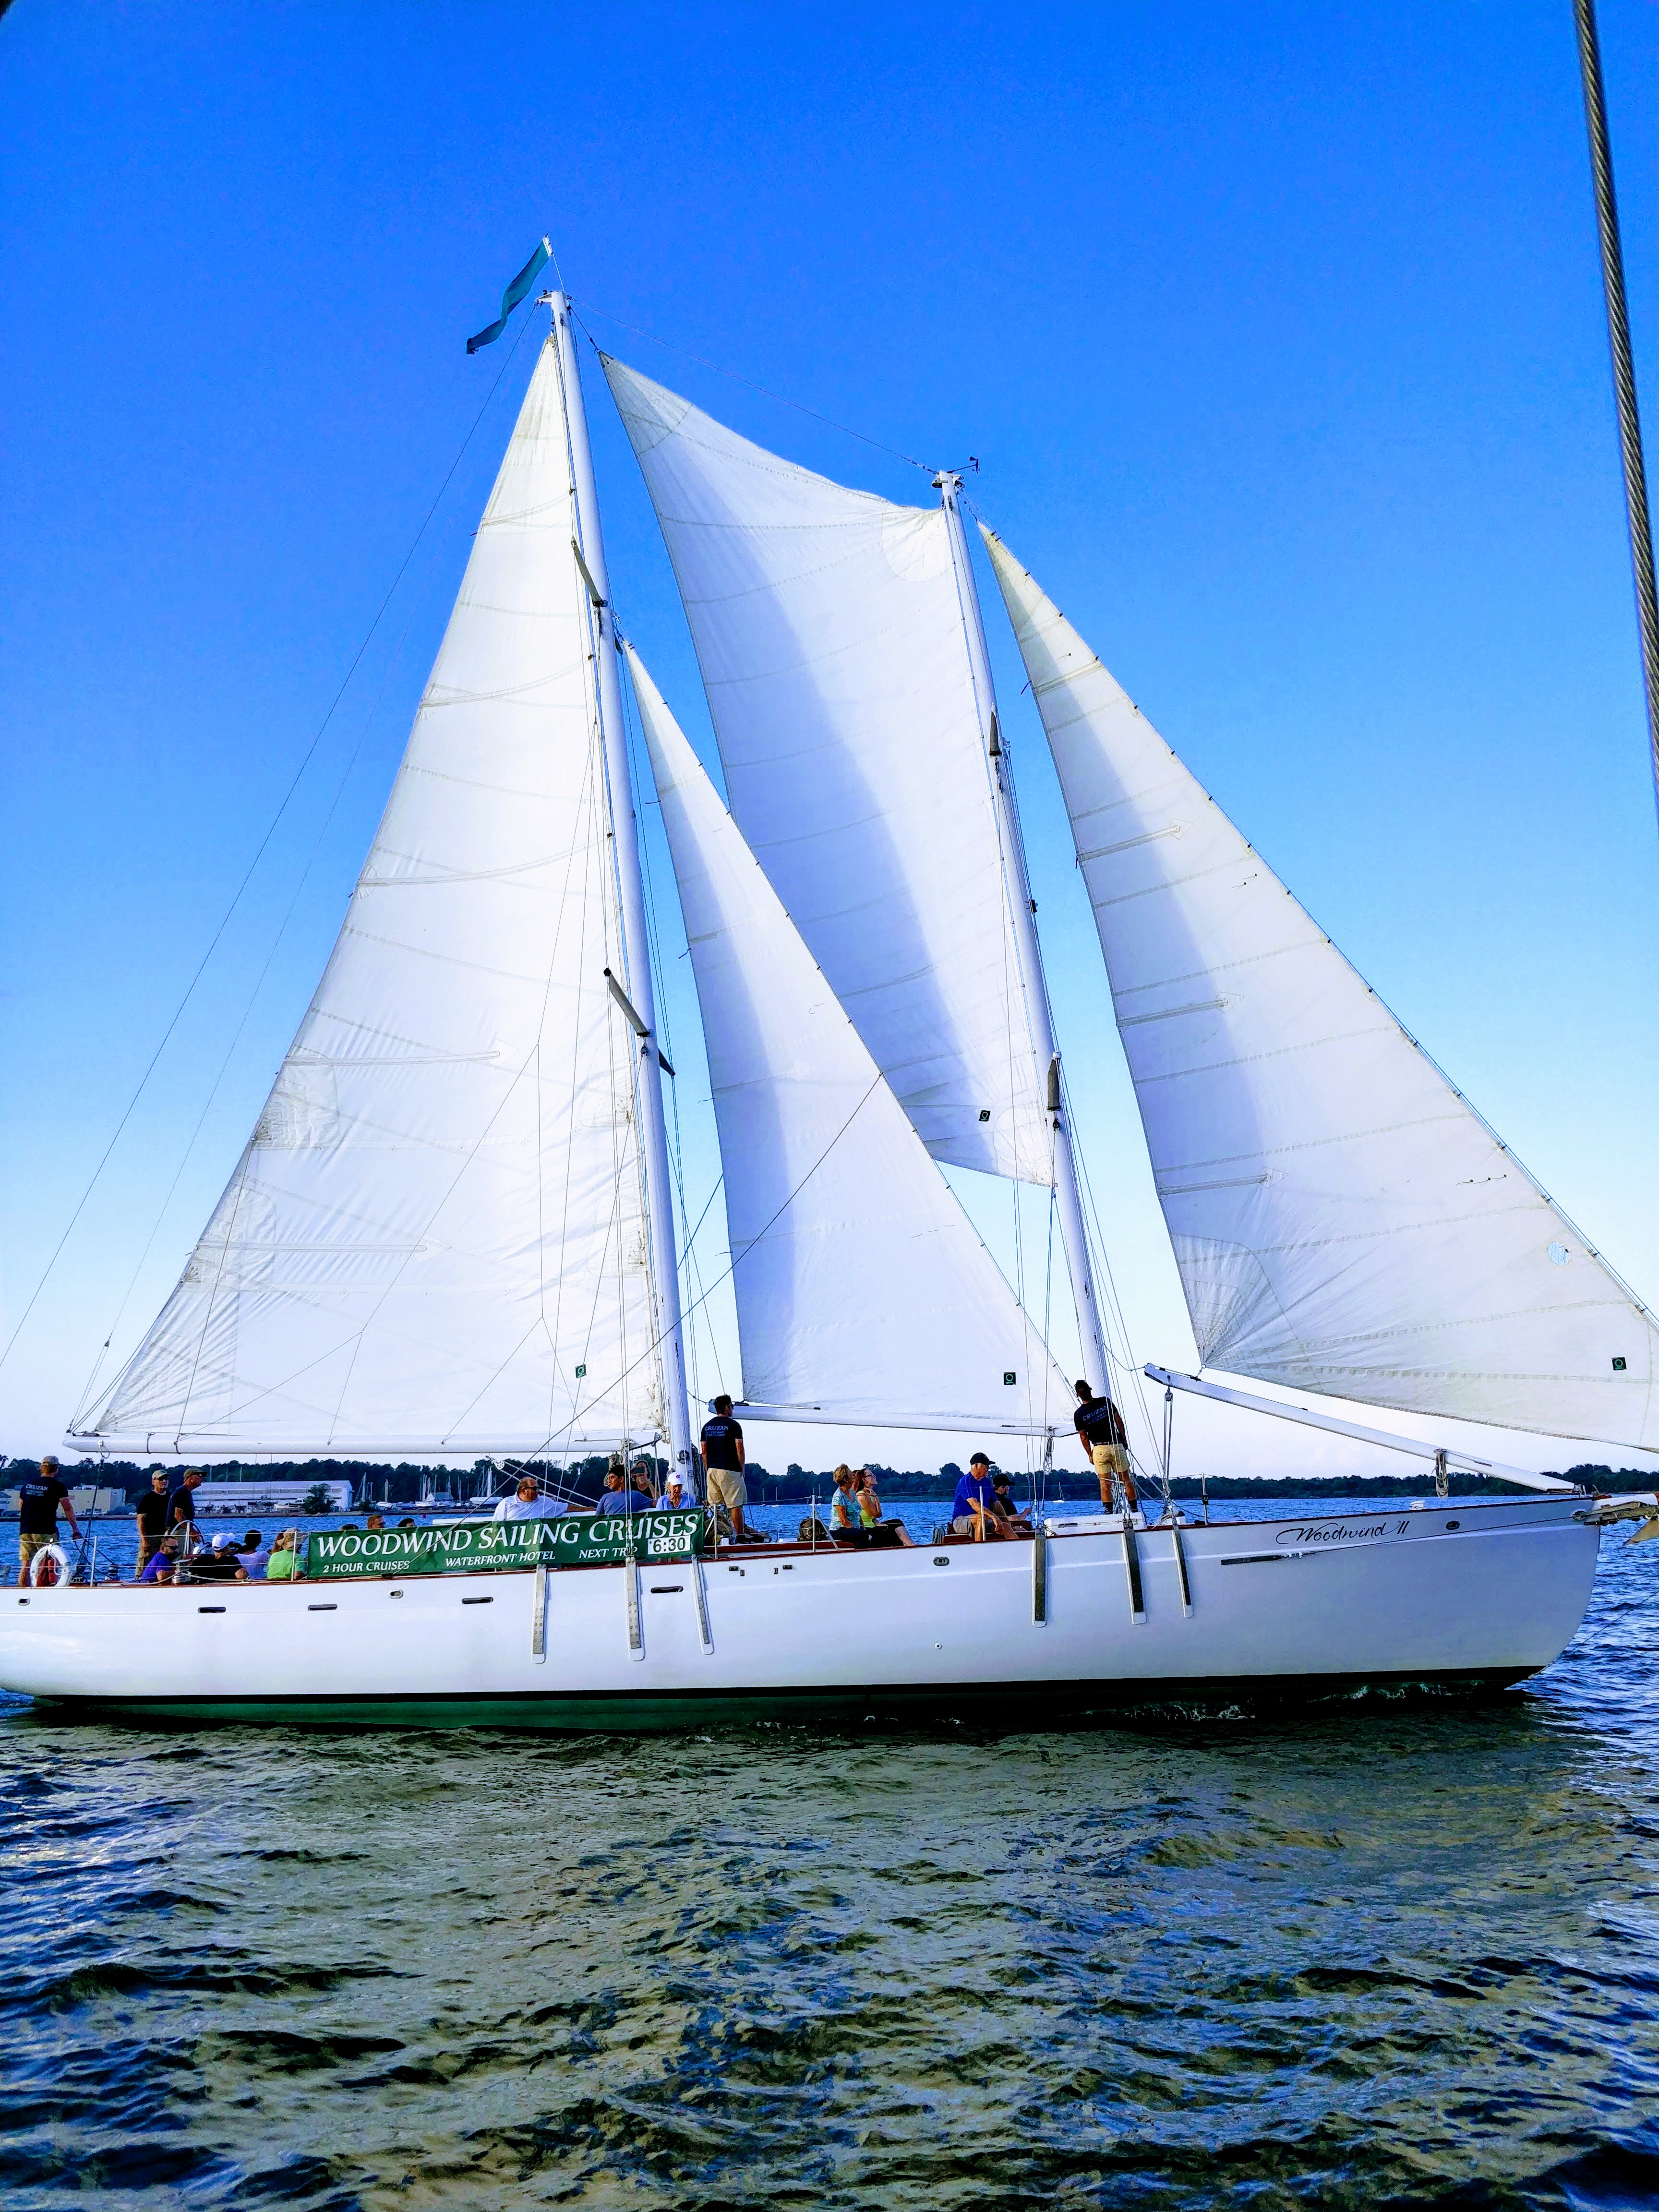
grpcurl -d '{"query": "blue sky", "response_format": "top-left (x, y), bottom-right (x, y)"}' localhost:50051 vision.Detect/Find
top-left (3, 1), bottom-right (1657, 1480)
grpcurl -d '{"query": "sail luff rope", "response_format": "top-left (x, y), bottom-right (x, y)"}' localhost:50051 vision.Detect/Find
top-left (9, 310), bottom-right (542, 1386)
top-left (1574, 0), bottom-right (1659, 826)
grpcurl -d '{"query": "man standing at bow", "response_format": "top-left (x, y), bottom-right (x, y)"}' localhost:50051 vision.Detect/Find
top-left (1073, 1381), bottom-right (1137, 1515)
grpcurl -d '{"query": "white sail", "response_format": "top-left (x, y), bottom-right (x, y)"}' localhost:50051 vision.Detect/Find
top-left (78, 340), bottom-right (663, 1456)
top-left (627, 646), bottom-right (1072, 1434)
top-left (601, 356), bottom-right (1051, 1186)
top-left (984, 528), bottom-right (1659, 1450)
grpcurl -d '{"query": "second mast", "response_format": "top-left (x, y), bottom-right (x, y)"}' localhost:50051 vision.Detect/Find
top-left (549, 293), bottom-right (695, 1478)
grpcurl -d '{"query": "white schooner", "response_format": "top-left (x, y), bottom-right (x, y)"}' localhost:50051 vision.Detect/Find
top-left (4, 285), bottom-right (1654, 1727)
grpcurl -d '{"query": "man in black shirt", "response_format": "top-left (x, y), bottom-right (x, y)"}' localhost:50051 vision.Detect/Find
top-left (700, 1395), bottom-right (747, 1539)
top-left (16, 1454), bottom-right (80, 1585)
top-left (134, 1471), bottom-right (171, 1573)
top-left (167, 1468), bottom-right (205, 1532)
top-left (1073, 1380), bottom-right (1138, 1514)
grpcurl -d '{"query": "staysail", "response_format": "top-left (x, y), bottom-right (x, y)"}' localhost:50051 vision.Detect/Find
top-left (984, 528), bottom-right (1659, 1450)
top-left (601, 357), bottom-right (1052, 1186)
top-left (77, 340), bottom-right (664, 1456)
top-left (628, 647), bottom-right (1072, 1434)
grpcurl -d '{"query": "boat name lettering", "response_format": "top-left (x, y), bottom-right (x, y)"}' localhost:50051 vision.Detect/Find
top-left (1275, 1519), bottom-right (1403, 1548)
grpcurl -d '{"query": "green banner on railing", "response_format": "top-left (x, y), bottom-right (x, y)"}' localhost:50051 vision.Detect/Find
top-left (302, 1511), bottom-right (704, 1582)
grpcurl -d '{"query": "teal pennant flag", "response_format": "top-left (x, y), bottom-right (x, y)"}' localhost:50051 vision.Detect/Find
top-left (467, 238), bottom-right (552, 354)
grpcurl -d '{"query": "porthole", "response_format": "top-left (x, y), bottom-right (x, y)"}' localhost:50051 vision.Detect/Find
top-left (933, 1555), bottom-right (950, 1567)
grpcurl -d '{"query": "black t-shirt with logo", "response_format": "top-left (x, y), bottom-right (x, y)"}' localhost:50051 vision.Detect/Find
top-left (16, 1475), bottom-right (69, 1536)
top-left (1073, 1395), bottom-right (1127, 1451)
top-left (700, 1416), bottom-right (744, 1472)
top-left (167, 1486), bottom-right (201, 1525)
top-left (135, 1490), bottom-right (171, 1538)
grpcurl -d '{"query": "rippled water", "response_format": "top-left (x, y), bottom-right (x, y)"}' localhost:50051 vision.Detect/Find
top-left (4, 1498), bottom-right (1658, 2209)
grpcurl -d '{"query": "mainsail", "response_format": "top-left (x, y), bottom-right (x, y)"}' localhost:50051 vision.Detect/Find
top-left (628, 648), bottom-right (1072, 1434)
top-left (601, 357), bottom-right (1052, 1186)
top-left (77, 340), bottom-right (664, 1455)
top-left (984, 528), bottom-right (1659, 1450)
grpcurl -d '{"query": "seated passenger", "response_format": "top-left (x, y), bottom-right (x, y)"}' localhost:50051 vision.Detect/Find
top-left (830, 1465), bottom-right (861, 1537)
top-left (990, 1473), bottom-right (1032, 1530)
top-left (951, 1454), bottom-right (1008, 1539)
top-left (238, 1530), bottom-right (270, 1576)
top-left (655, 1473), bottom-right (690, 1511)
top-left (139, 1535), bottom-right (181, 1584)
top-left (593, 1470), bottom-right (633, 1515)
top-left (264, 1530), bottom-right (299, 1581)
top-left (854, 1472), bottom-right (914, 1546)
top-left (493, 1475), bottom-right (565, 1522)
top-left (186, 1543), bottom-right (248, 1583)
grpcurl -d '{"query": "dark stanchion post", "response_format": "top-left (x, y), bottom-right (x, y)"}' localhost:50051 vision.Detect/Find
top-left (1575, 0), bottom-right (1659, 825)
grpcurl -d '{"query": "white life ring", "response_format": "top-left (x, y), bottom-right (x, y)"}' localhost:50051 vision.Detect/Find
top-left (28, 1542), bottom-right (70, 1587)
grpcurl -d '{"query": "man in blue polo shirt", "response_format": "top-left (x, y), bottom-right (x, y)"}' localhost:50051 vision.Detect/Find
top-left (950, 1453), bottom-right (1008, 1540)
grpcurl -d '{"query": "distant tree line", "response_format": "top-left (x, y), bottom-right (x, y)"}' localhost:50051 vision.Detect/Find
top-left (9, 1454), bottom-right (1647, 1505)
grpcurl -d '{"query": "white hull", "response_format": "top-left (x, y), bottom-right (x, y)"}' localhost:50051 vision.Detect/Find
top-left (0, 1497), bottom-right (1599, 1728)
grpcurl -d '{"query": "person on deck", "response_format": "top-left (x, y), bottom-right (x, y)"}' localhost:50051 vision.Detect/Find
top-left (139, 1533), bottom-right (182, 1584)
top-left (950, 1454), bottom-right (1008, 1540)
top-left (238, 1530), bottom-right (270, 1576)
top-left (700, 1395), bottom-right (748, 1539)
top-left (15, 1454), bottom-right (80, 1585)
top-left (493, 1475), bottom-right (565, 1523)
top-left (187, 1542), bottom-right (249, 1584)
top-left (264, 1531), bottom-right (299, 1581)
top-left (593, 1470), bottom-right (633, 1515)
top-left (167, 1469), bottom-right (205, 1541)
top-left (1072, 1381), bottom-right (1137, 1513)
top-left (133, 1471), bottom-right (172, 1573)
top-left (655, 1473), bottom-right (689, 1511)
top-left (855, 1470), bottom-right (915, 1547)
top-left (990, 1471), bottom-right (1032, 1531)
top-left (629, 1463), bottom-right (657, 1509)
top-left (830, 1465), bottom-right (860, 1536)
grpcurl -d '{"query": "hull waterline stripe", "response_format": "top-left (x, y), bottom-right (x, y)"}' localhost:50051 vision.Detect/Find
top-left (27, 1666), bottom-right (1540, 1732)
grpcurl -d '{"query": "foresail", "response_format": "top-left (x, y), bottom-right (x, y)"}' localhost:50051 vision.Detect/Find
top-left (627, 647), bottom-right (1072, 1434)
top-left (78, 339), bottom-right (662, 1456)
top-left (601, 356), bottom-right (1051, 1186)
top-left (984, 528), bottom-right (1659, 1452)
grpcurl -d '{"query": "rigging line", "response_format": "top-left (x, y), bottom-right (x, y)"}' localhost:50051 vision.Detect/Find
top-left (1, 308), bottom-right (541, 1384)
top-left (508, 1072), bottom-right (888, 1460)
top-left (570, 303), bottom-right (936, 476)
top-left (615, 648), bottom-right (725, 1409)
top-left (73, 538), bottom-right (455, 1429)
top-left (1062, 1060), bottom-right (1158, 1467)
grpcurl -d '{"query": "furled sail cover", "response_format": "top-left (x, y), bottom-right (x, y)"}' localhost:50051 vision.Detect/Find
top-left (602, 356), bottom-right (1051, 1186)
top-left (984, 528), bottom-right (1659, 1449)
top-left (629, 648), bottom-right (1071, 1432)
top-left (77, 340), bottom-right (663, 1455)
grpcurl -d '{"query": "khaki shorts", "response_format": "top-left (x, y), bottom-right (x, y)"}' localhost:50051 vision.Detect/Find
top-left (18, 1531), bottom-right (57, 1577)
top-left (704, 1467), bottom-right (747, 1511)
top-left (1092, 1442), bottom-right (1129, 1481)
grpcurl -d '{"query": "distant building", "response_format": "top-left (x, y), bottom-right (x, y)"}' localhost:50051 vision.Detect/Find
top-left (0, 1487), bottom-right (123, 1517)
top-left (181, 1479), bottom-right (354, 1515)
